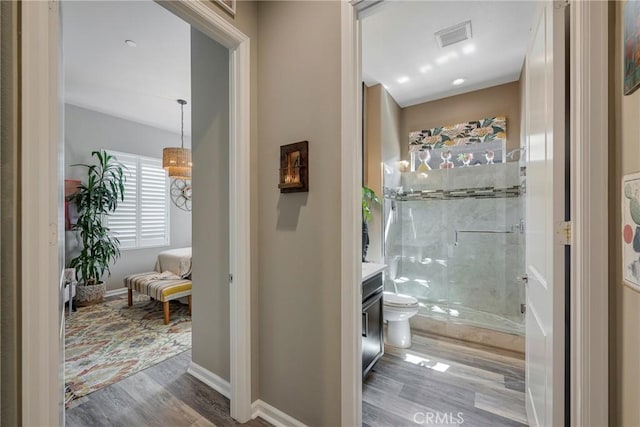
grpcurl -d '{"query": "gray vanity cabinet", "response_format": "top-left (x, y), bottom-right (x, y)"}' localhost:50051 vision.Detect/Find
top-left (362, 272), bottom-right (383, 378)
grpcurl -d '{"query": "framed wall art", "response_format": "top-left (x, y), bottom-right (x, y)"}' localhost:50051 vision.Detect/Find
top-left (278, 141), bottom-right (309, 193)
top-left (216, 0), bottom-right (236, 16)
top-left (622, 172), bottom-right (640, 291)
top-left (624, 0), bottom-right (640, 95)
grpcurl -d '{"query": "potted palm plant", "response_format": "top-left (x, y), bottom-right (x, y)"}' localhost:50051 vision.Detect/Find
top-left (68, 150), bottom-right (126, 306)
top-left (362, 186), bottom-right (380, 262)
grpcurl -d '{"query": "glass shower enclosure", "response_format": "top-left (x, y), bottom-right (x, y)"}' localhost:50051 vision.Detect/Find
top-left (383, 160), bottom-right (526, 337)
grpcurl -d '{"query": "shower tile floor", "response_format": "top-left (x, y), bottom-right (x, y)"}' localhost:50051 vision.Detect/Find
top-left (363, 331), bottom-right (527, 427)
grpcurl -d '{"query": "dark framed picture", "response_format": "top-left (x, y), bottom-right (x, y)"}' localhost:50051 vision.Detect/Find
top-left (278, 141), bottom-right (309, 193)
top-left (624, 0), bottom-right (640, 95)
top-left (216, 0), bottom-right (236, 16)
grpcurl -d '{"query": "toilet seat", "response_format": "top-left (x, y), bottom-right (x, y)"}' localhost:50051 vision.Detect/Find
top-left (383, 292), bottom-right (418, 308)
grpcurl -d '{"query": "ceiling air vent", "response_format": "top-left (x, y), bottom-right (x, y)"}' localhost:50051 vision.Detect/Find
top-left (435, 20), bottom-right (472, 48)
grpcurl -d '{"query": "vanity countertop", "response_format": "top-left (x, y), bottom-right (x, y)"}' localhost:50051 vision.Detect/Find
top-left (362, 262), bottom-right (386, 282)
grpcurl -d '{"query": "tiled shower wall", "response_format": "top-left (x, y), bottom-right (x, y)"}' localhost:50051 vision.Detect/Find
top-left (383, 163), bottom-right (526, 335)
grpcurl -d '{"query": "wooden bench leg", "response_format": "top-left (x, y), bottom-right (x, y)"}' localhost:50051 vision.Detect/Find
top-left (163, 301), bottom-right (170, 325)
top-left (188, 295), bottom-right (192, 316)
top-left (128, 288), bottom-right (132, 306)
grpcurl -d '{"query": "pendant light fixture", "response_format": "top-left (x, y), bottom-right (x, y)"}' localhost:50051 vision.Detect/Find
top-left (163, 99), bottom-right (192, 179)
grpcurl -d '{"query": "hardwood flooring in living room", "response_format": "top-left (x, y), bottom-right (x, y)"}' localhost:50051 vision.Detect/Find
top-left (65, 350), bottom-right (270, 427)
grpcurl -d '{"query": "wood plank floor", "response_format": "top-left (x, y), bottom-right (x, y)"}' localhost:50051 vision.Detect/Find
top-left (66, 350), bottom-right (270, 427)
top-left (363, 332), bottom-right (527, 427)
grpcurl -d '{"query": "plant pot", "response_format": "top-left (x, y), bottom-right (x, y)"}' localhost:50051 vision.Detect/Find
top-left (75, 282), bottom-right (106, 307)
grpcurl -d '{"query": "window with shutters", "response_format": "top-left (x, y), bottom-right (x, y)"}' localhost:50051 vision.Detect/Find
top-left (107, 151), bottom-right (170, 249)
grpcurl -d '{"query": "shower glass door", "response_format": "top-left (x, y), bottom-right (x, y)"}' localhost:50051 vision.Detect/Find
top-left (383, 161), bottom-right (525, 336)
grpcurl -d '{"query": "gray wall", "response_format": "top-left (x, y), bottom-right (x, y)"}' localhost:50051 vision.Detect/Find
top-left (257, 2), bottom-right (342, 425)
top-left (190, 28), bottom-right (231, 381)
top-left (64, 104), bottom-right (192, 291)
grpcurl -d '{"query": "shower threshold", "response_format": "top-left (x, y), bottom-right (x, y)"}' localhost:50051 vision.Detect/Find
top-left (410, 305), bottom-right (525, 354)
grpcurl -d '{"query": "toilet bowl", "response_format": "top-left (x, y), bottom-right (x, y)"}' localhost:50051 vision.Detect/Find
top-left (383, 292), bottom-right (419, 348)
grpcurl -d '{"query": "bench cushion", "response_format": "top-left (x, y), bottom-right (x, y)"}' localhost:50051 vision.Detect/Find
top-left (124, 272), bottom-right (192, 302)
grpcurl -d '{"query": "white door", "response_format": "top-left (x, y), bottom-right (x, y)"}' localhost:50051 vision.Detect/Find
top-left (524, 2), bottom-right (566, 427)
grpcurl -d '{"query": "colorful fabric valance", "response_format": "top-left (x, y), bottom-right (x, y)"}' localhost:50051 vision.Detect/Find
top-left (408, 116), bottom-right (507, 152)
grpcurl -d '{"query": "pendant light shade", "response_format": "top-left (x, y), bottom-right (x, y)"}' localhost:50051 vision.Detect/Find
top-left (162, 147), bottom-right (192, 179)
top-left (163, 99), bottom-right (192, 179)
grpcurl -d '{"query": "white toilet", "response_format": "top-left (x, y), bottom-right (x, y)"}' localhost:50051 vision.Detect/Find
top-left (383, 291), bottom-right (419, 348)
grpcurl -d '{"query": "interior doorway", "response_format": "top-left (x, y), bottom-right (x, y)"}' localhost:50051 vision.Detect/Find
top-left (19, 1), bottom-right (252, 425)
top-left (341, 1), bottom-right (609, 426)
top-left (353, 1), bottom-right (568, 426)
top-left (62, 4), bottom-right (195, 411)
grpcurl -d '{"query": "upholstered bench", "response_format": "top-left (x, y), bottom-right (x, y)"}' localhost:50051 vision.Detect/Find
top-left (123, 272), bottom-right (192, 325)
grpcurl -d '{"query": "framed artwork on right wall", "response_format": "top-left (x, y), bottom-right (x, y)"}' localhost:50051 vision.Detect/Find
top-left (624, 0), bottom-right (640, 95)
top-left (622, 172), bottom-right (640, 291)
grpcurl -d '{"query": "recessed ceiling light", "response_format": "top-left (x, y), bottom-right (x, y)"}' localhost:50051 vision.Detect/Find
top-left (420, 64), bottom-right (433, 73)
top-left (452, 78), bottom-right (465, 86)
top-left (462, 44), bottom-right (476, 55)
top-left (397, 76), bottom-right (410, 84)
top-left (125, 40), bottom-right (137, 48)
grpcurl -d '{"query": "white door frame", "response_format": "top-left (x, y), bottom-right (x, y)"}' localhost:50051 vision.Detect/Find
top-left (20, 2), bottom-right (62, 426)
top-left (340, 2), bottom-right (363, 426)
top-left (339, 1), bottom-right (609, 425)
top-left (569, 0), bottom-right (608, 425)
top-left (20, 1), bottom-right (253, 425)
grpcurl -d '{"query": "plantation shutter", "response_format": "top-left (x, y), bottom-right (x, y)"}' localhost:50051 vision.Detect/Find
top-left (139, 157), bottom-right (169, 247)
top-left (106, 151), bottom-right (169, 249)
top-left (108, 153), bottom-right (138, 249)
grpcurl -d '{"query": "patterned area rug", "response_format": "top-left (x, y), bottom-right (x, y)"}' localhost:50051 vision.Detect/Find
top-left (65, 294), bottom-right (191, 406)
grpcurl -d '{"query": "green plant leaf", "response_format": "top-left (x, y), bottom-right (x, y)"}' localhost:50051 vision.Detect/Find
top-left (68, 150), bottom-right (126, 284)
top-left (362, 186), bottom-right (380, 223)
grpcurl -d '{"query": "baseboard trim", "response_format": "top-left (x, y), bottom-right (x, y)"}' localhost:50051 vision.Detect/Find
top-left (104, 288), bottom-right (127, 298)
top-left (251, 399), bottom-right (307, 427)
top-left (187, 362), bottom-right (231, 399)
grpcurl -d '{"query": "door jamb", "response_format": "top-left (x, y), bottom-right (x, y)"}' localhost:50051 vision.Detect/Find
top-left (158, 3), bottom-right (252, 422)
top-left (20, 2), bottom-right (61, 425)
top-left (20, 0), bottom-right (253, 424)
top-left (569, 0), bottom-right (609, 425)
top-left (340, 2), bottom-right (362, 426)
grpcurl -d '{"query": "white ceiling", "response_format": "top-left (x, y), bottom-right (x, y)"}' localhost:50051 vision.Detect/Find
top-left (361, 1), bottom-right (537, 107)
top-left (62, 0), bottom-right (191, 135)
